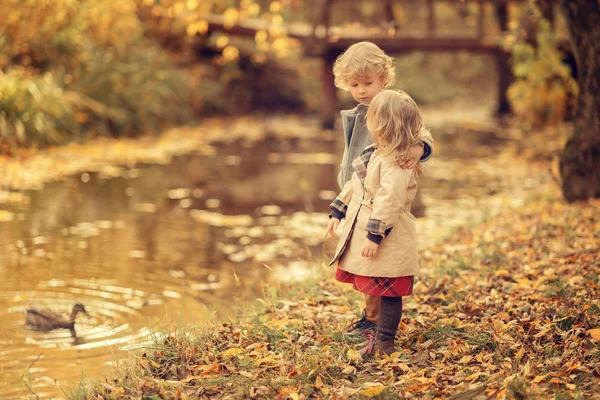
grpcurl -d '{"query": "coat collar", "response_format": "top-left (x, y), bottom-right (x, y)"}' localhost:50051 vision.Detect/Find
top-left (340, 103), bottom-right (369, 118)
top-left (351, 144), bottom-right (376, 183)
top-left (340, 104), bottom-right (369, 146)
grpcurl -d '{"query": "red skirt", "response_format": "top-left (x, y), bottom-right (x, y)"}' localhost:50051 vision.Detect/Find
top-left (336, 268), bottom-right (414, 297)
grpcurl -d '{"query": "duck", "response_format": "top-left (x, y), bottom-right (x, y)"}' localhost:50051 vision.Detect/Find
top-left (25, 303), bottom-right (90, 337)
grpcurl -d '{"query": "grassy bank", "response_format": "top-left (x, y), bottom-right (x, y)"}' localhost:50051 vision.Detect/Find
top-left (0, 115), bottom-right (325, 198)
top-left (75, 194), bottom-right (599, 399)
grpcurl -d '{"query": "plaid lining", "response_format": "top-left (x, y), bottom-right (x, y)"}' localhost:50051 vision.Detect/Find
top-left (329, 198), bottom-right (348, 219)
top-left (336, 268), bottom-right (414, 297)
top-left (366, 218), bottom-right (386, 236)
top-left (351, 144), bottom-right (376, 183)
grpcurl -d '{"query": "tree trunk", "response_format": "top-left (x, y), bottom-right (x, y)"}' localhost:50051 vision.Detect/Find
top-left (495, 3), bottom-right (512, 115)
top-left (321, 49), bottom-right (338, 129)
top-left (559, 0), bottom-right (600, 202)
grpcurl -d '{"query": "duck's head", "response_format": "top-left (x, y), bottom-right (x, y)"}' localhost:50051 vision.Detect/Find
top-left (73, 303), bottom-right (90, 317)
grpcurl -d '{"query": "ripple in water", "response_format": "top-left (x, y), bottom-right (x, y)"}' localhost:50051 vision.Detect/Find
top-left (1, 279), bottom-right (164, 399)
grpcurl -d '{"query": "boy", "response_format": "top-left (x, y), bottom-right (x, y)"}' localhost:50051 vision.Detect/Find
top-left (332, 41), bottom-right (434, 337)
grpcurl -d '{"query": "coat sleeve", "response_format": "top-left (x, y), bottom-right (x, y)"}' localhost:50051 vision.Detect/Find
top-left (329, 175), bottom-right (353, 220)
top-left (365, 165), bottom-right (412, 243)
top-left (419, 127), bottom-right (434, 163)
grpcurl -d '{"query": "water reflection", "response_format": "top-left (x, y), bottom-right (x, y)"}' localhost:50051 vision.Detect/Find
top-left (0, 137), bottom-right (338, 399)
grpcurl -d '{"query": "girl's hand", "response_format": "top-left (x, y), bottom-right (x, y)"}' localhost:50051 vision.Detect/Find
top-left (362, 238), bottom-right (380, 258)
top-left (399, 142), bottom-right (424, 169)
top-left (325, 218), bottom-right (340, 239)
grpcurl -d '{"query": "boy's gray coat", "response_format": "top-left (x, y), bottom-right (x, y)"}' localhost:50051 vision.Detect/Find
top-left (337, 104), bottom-right (434, 189)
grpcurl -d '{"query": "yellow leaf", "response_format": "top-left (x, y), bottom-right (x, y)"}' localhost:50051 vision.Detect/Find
top-left (465, 372), bottom-right (485, 382)
top-left (186, 0), bottom-right (198, 10)
top-left (221, 347), bottom-right (243, 358)
top-left (497, 312), bottom-right (511, 322)
top-left (269, 1), bottom-right (282, 13)
top-left (315, 375), bottom-right (324, 388)
top-left (588, 329), bottom-right (600, 340)
top-left (414, 377), bottom-right (434, 384)
top-left (515, 347), bottom-right (525, 362)
top-left (149, 359), bottom-right (162, 368)
top-left (255, 356), bottom-right (278, 366)
top-left (458, 355), bottom-right (473, 364)
top-left (534, 327), bottom-right (551, 338)
top-left (406, 383), bottom-right (433, 393)
top-left (216, 36), bottom-right (230, 49)
top-left (255, 30), bottom-right (268, 43)
top-left (533, 275), bottom-right (551, 289)
top-left (533, 374), bottom-right (549, 383)
top-left (341, 366), bottom-right (356, 375)
top-left (222, 46), bottom-right (240, 62)
top-left (494, 269), bottom-right (510, 277)
top-left (359, 385), bottom-right (387, 397)
top-left (278, 386), bottom-right (299, 398)
top-left (516, 278), bottom-right (532, 288)
top-left (223, 8), bottom-right (238, 29)
top-left (111, 387), bottom-right (125, 398)
top-left (347, 348), bottom-right (361, 362)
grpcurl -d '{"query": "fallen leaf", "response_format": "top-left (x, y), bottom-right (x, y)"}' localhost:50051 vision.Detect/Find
top-left (359, 384), bottom-right (387, 397)
top-left (414, 377), bottom-right (434, 384)
top-left (315, 375), bottom-right (323, 388)
top-left (255, 356), bottom-right (279, 366)
top-left (458, 355), bottom-right (473, 364)
top-left (405, 383), bottom-right (433, 393)
top-left (221, 347), bottom-right (244, 358)
top-left (534, 276), bottom-right (552, 289)
top-left (341, 366), bottom-right (356, 375)
top-left (465, 372), bottom-right (486, 382)
top-left (588, 329), bottom-right (600, 340)
top-left (111, 387), bottom-right (125, 398)
top-left (347, 348), bottom-right (361, 362)
top-left (497, 312), bottom-right (511, 322)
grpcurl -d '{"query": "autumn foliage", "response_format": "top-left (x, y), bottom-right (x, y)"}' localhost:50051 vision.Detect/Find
top-left (0, 0), bottom-right (190, 151)
top-left (83, 198), bottom-right (600, 399)
top-left (506, 6), bottom-right (578, 128)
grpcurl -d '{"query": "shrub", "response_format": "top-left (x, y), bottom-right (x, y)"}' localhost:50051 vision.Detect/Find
top-left (507, 7), bottom-right (578, 128)
top-left (0, 0), bottom-right (191, 149)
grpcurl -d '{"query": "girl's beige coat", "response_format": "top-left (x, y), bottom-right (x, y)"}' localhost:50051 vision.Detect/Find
top-left (329, 151), bottom-right (420, 278)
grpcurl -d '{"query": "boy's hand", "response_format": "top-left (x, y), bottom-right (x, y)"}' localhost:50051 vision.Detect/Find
top-left (362, 238), bottom-right (380, 258)
top-left (399, 142), bottom-right (424, 169)
top-left (325, 218), bottom-right (340, 239)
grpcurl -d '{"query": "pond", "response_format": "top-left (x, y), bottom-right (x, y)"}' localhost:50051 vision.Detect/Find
top-left (0, 119), bottom-right (548, 398)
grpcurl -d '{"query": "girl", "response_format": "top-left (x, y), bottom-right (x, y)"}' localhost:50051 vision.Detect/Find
top-left (325, 90), bottom-right (425, 357)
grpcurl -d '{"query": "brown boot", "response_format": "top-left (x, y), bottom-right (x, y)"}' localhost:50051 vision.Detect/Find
top-left (373, 338), bottom-right (395, 356)
top-left (357, 332), bottom-right (395, 359)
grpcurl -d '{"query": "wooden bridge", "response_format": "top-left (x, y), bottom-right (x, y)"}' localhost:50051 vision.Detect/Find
top-left (201, 0), bottom-right (565, 125)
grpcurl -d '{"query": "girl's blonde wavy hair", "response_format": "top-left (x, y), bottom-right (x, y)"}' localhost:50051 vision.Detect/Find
top-left (366, 90), bottom-right (427, 166)
top-left (333, 42), bottom-right (395, 90)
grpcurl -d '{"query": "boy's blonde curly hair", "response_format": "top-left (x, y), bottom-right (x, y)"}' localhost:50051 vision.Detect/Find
top-left (333, 42), bottom-right (395, 90)
top-left (366, 89), bottom-right (427, 166)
